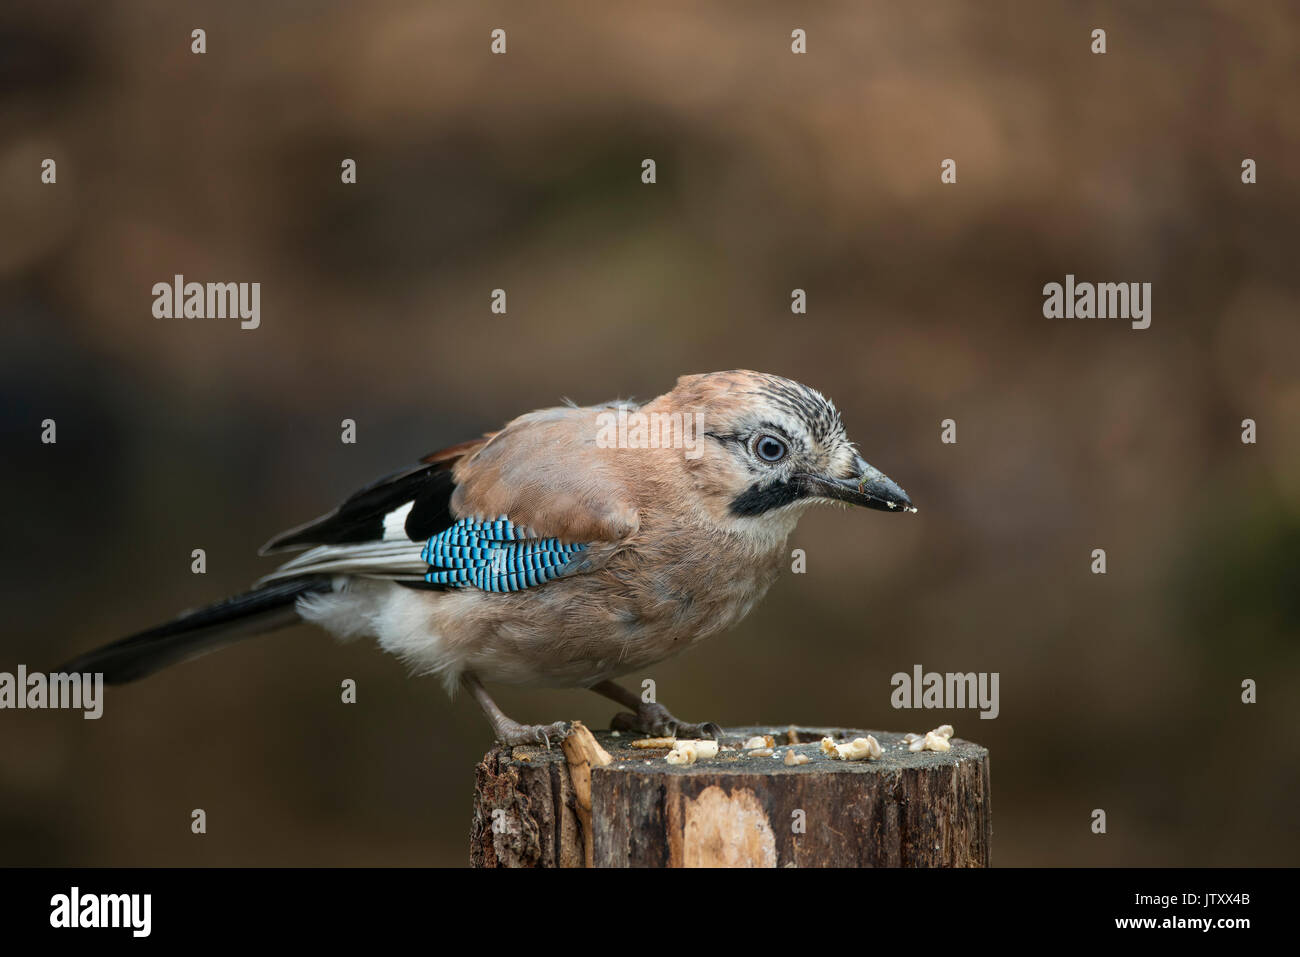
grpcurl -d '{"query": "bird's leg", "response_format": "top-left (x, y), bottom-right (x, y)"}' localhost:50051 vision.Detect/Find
top-left (590, 680), bottom-right (722, 740)
top-left (462, 673), bottom-right (569, 748)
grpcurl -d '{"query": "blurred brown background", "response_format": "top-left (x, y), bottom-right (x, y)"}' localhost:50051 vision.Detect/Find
top-left (2, 0), bottom-right (1297, 866)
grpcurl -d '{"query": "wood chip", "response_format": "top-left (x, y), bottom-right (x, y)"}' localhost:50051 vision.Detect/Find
top-left (561, 721), bottom-right (614, 867)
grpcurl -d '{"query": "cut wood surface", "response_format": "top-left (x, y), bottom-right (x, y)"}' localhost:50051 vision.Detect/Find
top-left (471, 725), bottom-right (990, 867)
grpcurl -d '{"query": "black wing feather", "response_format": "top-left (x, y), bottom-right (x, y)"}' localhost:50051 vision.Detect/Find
top-left (59, 578), bottom-right (331, 684)
top-left (260, 460), bottom-right (457, 553)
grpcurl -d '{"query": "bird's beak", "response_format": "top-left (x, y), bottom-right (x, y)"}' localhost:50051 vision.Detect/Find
top-left (798, 456), bottom-right (916, 513)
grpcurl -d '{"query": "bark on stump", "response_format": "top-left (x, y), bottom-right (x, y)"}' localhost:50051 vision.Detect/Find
top-left (470, 725), bottom-right (990, 867)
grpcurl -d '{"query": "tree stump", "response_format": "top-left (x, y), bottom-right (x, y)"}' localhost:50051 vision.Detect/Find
top-left (470, 724), bottom-right (990, 867)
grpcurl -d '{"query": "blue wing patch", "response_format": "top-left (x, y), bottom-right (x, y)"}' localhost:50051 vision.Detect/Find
top-left (421, 516), bottom-right (589, 593)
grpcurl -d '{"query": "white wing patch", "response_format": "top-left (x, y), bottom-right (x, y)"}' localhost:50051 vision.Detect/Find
top-left (382, 501), bottom-right (415, 541)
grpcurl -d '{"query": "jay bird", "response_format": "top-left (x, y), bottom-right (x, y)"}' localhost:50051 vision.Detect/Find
top-left (62, 371), bottom-right (914, 745)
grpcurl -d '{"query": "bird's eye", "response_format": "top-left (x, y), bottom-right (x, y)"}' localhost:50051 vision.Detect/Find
top-left (753, 434), bottom-right (788, 463)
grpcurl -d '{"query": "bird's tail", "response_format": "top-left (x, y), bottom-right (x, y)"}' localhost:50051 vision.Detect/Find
top-left (58, 578), bottom-right (332, 684)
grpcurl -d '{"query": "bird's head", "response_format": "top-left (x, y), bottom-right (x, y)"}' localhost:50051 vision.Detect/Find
top-left (651, 370), bottom-right (915, 540)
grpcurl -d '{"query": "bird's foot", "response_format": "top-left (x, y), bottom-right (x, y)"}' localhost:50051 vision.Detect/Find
top-left (611, 702), bottom-right (722, 740)
top-left (493, 719), bottom-right (571, 749)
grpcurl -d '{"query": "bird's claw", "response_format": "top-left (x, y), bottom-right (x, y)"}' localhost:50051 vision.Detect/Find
top-left (495, 719), bottom-right (571, 749)
top-left (678, 720), bottom-right (723, 740)
top-left (610, 704), bottom-right (721, 740)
